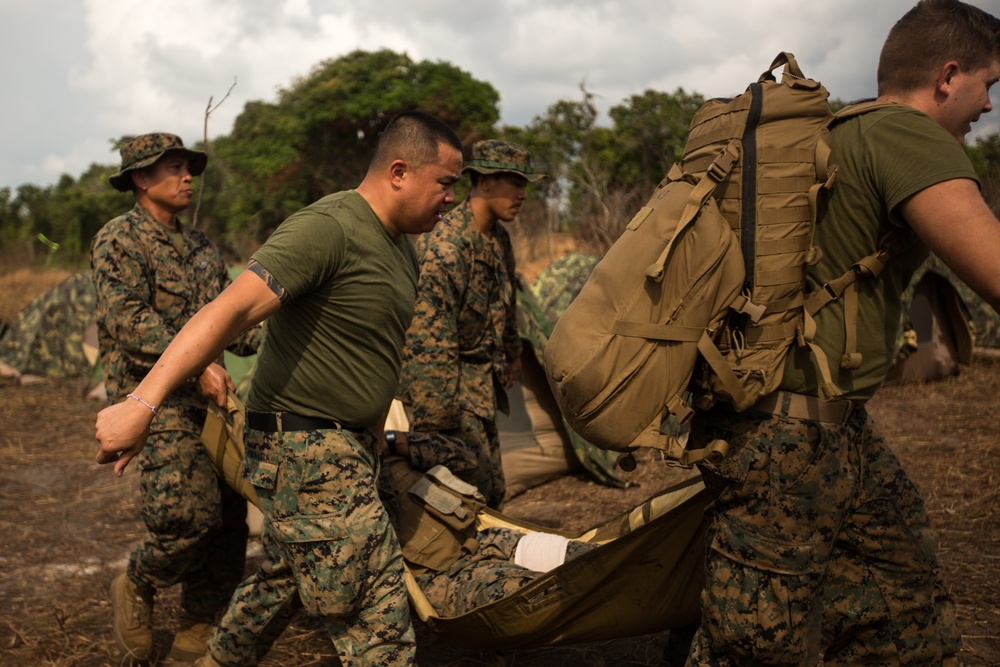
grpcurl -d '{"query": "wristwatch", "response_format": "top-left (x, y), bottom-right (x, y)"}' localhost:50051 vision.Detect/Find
top-left (384, 430), bottom-right (397, 455)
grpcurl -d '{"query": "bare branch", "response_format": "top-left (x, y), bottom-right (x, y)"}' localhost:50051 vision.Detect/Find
top-left (193, 77), bottom-right (237, 229)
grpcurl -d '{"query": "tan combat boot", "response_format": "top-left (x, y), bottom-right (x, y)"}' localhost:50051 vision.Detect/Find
top-left (109, 573), bottom-right (153, 660)
top-left (192, 652), bottom-right (226, 667)
top-left (169, 617), bottom-right (216, 661)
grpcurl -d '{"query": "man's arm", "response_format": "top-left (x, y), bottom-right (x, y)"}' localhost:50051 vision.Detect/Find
top-left (95, 270), bottom-right (281, 476)
top-left (901, 177), bottom-right (1000, 312)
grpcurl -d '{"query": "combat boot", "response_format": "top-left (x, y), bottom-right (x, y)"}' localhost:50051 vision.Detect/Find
top-left (192, 652), bottom-right (226, 667)
top-left (109, 573), bottom-right (153, 660)
top-left (169, 617), bottom-right (216, 661)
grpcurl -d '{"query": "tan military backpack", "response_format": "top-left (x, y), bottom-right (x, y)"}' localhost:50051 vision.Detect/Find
top-left (544, 53), bottom-right (910, 462)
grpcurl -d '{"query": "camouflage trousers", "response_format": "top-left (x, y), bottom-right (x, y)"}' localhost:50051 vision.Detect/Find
top-left (415, 527), bottom-right (538, 617)
top-left (414, 526), bottom-right (597, 617)
top-left (129, 406), bottom-right (248, 620)
top-left (208, 425), bottom-right (415, 666)
top-left (685, 402), bottom-right (959, 666)
top-left (432, 411), bottom-right (505, 509)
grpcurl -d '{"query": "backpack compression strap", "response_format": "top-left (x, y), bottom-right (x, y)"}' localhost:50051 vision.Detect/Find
top-left (801, 227), bottom-right (916, 397)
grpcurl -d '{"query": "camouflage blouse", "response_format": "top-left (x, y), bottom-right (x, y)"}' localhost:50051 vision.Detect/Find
top-left (90, 204), bottom-right (259, 411)
top-left (400, 199), bottom-right (522, 428)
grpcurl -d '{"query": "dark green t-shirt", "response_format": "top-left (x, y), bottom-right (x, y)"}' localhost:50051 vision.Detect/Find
top-left (781, 105), bottom-right (980, 401)
top-left (247, 190), bottom-right (419, 427)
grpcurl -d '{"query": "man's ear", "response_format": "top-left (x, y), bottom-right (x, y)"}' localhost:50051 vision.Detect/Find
top-left (388, 159), bottom-right (408, 188)
top-left (936, 61), bottom-right (961, 93)
top-left (130, 170), bottom-right (148, 191)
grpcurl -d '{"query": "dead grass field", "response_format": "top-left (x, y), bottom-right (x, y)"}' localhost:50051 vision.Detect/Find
top-left (0, 266), bottom-right (997, 667)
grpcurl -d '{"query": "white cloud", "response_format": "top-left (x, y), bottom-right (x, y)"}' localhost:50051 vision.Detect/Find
top-left (0, 0), bottom-right (997, 191)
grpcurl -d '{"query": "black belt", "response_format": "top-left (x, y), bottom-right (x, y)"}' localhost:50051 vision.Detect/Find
top-left (246, 410), bottom-right (344, 433)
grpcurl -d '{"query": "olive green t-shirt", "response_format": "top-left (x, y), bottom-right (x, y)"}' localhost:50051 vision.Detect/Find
top-left (246, 190), bottom-right (419, 427)
top-left (780, 105), bottom-right (980, 401)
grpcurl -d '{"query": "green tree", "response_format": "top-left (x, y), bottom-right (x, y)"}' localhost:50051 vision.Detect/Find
top-left (205, 49), bottom-right (501, 244)
top-left (607, 88), bottom-right (704, 196)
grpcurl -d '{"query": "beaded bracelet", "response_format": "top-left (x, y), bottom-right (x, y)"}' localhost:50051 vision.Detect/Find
top-left (127, 393), bottom-right (158, 416)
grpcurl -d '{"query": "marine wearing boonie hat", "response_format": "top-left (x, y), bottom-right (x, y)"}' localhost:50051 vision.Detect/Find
top-left (109, 133), bottom-right (208, 192)
top-left (462, 140), bottom-right (546, 182)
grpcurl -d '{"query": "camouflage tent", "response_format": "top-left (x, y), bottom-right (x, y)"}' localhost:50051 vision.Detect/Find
top-left (528, 253), bottom-right (600, 323)
top-left (887, 254), bottom-right (1000, 385)
top-left (0, 272), bottom-right (99, 382)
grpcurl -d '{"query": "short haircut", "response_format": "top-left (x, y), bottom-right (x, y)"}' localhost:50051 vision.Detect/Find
top-left (368, 111), bottom-right (462, 173)
top-left (878, 0), bottom-right (1000, 96)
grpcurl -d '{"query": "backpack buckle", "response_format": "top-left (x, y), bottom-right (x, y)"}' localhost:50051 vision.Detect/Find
top-left (706, 140), bottom-right (741, 183)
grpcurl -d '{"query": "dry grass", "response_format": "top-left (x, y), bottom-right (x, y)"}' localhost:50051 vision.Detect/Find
top-left (1, 268), bottom-right (997, 667)
top-left (0, 268), bottom-right (73, 323)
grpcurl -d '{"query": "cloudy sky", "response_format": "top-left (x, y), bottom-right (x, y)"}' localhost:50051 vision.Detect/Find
top-left (2, 0), bottom-right (998, 191)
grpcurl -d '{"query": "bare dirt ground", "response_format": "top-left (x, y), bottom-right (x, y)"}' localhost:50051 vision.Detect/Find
top-left (1, 264), bottom-right (997, 667)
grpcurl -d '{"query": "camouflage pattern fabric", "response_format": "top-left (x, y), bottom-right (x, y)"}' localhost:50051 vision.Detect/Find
top-left (462, 140), bottom-right (546, 182)
top-left (129, 407), bottom-right (248, 618)
top-left (109, 132), bottom-right (207, 192)
top-left (414, 527), bottom-right (543, 616)
top-left (404, 429), bottom-right (479, 479)
top-left (400, 199), bottom-right (522, 508)
top-left (91, 202), bottom-right (260, 624)
top-left (686, 404), bottom-right (959, 665)
top-left (0, 272), bottom-right (96, 378)
top-left (528, 253), bottom-right (600, 323)
top-left (377, 457), bottom-right (598, 619)
top-left (411, 527), bottom-right (598, 618)
top-left (208, 426), bottom-right (415, 666)
top-left (91, 203), bottom-right (259, 408)
top-left (895, 253), bottom-right (1000, 363)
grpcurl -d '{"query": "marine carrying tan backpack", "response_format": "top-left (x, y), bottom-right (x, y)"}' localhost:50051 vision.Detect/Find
top-left (544, 53), bottom-right (911, 462)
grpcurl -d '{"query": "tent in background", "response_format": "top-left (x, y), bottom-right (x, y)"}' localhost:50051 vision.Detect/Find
top-left (887, 254), bottom-right (1000, 385)
top-left (0, 272), bottom-right (99, 384)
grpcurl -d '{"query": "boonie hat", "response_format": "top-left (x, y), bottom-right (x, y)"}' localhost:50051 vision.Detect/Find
top-left (109, 132), bottom-right (208, 192)
top-left (462, 140), bottom-right (546, 182)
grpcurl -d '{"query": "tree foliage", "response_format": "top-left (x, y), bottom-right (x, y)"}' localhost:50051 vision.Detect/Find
top-left (200, 49), bottom-right (501, 243)
top-left (3, 50), bottom-right (1000, 269)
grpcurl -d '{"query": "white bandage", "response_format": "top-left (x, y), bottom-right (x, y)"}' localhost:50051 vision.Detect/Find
top-left (513, 531), bottom-right (570, 572)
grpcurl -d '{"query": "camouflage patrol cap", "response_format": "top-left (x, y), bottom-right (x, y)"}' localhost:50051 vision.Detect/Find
top-left (109, 132), bottom-right (208, 192)
top-left (462, 140), bottom-right (546, 182)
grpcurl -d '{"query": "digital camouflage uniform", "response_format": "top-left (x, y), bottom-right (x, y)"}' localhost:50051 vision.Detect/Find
top-left (91, 200), bottom-right (259, 621)
top-left (376, 455), bottom-right (596, 619)
top-left (400, 199), bottom-right (522, 509)
top-left (685, 106), bottom-right (974, 666)
top-left (400, 140), bottom-right (546, 509)
top-left (210, 427), bottom-right (413, 666)
top-left (204, 189), bottom-right (420, 667)
top-left (688, 404), bottom-right (956, 666)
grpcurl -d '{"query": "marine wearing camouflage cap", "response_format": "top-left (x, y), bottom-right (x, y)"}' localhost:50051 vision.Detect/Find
top-left (462, 140), bottom-right (546, 182)
top-left (109, 132), bottom-right (207, 192)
